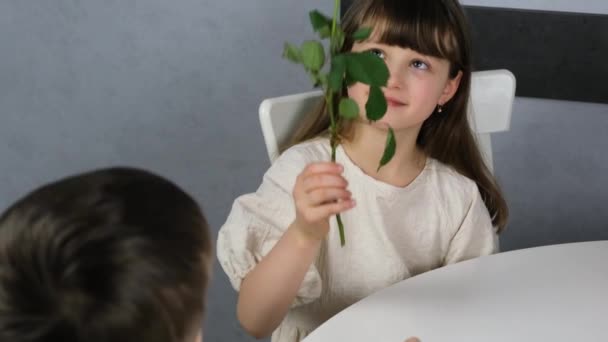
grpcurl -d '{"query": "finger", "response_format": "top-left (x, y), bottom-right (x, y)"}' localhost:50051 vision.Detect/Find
top-left (404, 337), bottom-right (421, 342)
top-left (301, 162), bottom-right (343, 177)
top-left (307, 188), bottom-right (352, 206)
top-left (309, 199), bottom-right (356, 220)
top-left (302, 174), bottom-right (348, 192)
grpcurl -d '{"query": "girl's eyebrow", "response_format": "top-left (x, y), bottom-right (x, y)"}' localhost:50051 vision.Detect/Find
top-left (407, 50), bottom-right (438, 64)
top-left (354, 42), bottom-right (440, 67)
top-left (360, 41), bottom-right (382, 47)
top-left (411, 52), bottom-right (433, 62)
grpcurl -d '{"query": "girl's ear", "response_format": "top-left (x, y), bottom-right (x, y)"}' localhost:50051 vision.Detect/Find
top-left (438, 70), bottom-right (463, 105)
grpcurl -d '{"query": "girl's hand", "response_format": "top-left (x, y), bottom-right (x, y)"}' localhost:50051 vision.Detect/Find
top-left (291, 162), bottom-right (355, 241)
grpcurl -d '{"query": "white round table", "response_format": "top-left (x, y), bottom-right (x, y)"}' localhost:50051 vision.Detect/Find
top-left (303, 241), bottom-right (608, 342)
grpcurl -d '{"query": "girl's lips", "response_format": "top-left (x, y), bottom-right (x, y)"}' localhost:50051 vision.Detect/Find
top-left (385, 96), bottom-right (406, 106)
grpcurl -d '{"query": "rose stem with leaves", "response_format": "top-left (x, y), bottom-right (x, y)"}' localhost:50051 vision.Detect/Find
top-left (283, 0), bottom-right (395, 246)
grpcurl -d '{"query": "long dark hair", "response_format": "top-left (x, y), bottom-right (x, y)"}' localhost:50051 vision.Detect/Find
top-left (284, 0), bottom-right (508, 231)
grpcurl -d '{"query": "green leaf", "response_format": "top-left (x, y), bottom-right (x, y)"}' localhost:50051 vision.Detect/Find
top-left (327, 55), bottom-right (346, 92)
top-left (318, 73), bottom-right (328, 86)
top-left (309, 73), bottom-right (321, 87)
top-left (377, 126), bottom-right (396, 171)
top-left (366, 85), bottom-right (388, 121)
top-left (345, 73), bottom-right (357, 87)
top-left (345, 52), bottom-right (389, 86)
top-left (352, 27), bottom-right (373, 41)
top-left (300, 41), bottom-right (325, 72)
top-left (318, 26), bottom-right (331, 39)
top-left (282, 42), bottom-right (301, 63)
top-left (309, 10), bottom-right (332, 33)
top-left (309, 72), bottom-right (327, 88)
top-left (339, 98), bottom-right (359, 119)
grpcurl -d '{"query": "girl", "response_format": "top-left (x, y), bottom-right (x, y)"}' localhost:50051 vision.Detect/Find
top-left (217, 0), bottom-right (508, 341)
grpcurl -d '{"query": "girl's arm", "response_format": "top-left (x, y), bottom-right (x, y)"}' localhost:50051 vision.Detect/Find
top-left (237, 223), bottom-right (321, 338)
top-left (237, 162), bottom-right (355, 338)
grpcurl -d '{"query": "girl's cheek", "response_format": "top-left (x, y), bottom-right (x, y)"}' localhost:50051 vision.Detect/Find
top-left (346, 84), bottom-right (358, 97)
top-left (348, 83), bottom-right (369, 101)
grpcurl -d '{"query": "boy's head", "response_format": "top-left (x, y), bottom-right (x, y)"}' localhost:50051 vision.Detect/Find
top-left (0, 167), bottom-right (212, 342)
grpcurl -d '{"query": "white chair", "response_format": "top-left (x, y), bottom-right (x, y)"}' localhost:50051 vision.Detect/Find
top-left (259, 69), bottom-right (516, 173)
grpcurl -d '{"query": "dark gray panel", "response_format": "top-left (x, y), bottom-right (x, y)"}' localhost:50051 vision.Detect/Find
top-left (466, 6), bottom-right (608, 104)
top-left (341, 1), bottom-right (351, 17)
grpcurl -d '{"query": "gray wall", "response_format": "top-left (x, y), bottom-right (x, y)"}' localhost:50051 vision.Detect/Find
top-left (0, 1), bottom-right (606, 342)
top-left (0, 1), bottom-right (330, 341)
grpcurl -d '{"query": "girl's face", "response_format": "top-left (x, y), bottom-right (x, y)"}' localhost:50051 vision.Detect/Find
top-left (347, 40), bottom-right (462, 133)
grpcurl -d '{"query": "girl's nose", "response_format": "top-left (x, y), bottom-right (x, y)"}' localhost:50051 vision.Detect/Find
top-left (384, 64), bottom-right (405, 89)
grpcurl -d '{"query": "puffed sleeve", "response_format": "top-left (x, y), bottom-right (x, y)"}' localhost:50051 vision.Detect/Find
top-left (217, 146), bottom-right (323, 306)
top-left (443, 183), bottom-right (499, 265)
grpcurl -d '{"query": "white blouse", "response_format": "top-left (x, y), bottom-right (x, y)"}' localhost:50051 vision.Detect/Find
top-left (217, 138), bottom-right (498, 342)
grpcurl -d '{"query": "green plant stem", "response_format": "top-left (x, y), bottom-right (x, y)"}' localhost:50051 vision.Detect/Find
top-left (331, 0), bottom-right (339, 43)
top-left (329, 0), bottom-right (346, 246)
top-left (327, 92), bottom-right (336, 134)
top-left (326, 93), bottom-right (346, 246)
top-left (326, 91), bottom-right (345, 247)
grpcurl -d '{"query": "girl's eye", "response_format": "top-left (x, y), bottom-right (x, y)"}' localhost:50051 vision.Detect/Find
top-left (369, 48), bottom-right (385, 59)
top-left (412, 60), bottom-right (429, 70)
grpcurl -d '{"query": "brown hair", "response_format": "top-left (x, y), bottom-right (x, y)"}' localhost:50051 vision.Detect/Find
top-left (284, 0), bottom-right (508, 231)
top-left (0, 167), bottom-right (212, 342)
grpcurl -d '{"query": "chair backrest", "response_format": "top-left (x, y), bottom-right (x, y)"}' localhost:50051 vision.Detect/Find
top-left (259, 69), bottom-right (516, 173)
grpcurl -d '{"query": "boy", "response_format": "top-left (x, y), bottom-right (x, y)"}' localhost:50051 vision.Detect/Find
top-left (0, 167), bottom-right (212, 342)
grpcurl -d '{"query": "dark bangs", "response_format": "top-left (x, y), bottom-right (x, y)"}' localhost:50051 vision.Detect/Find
top-left (342, 0), bottom-right (468, 77)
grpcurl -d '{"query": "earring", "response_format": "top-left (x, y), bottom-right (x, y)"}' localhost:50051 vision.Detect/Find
top-left (437, 104), bottom-right (443, 113)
